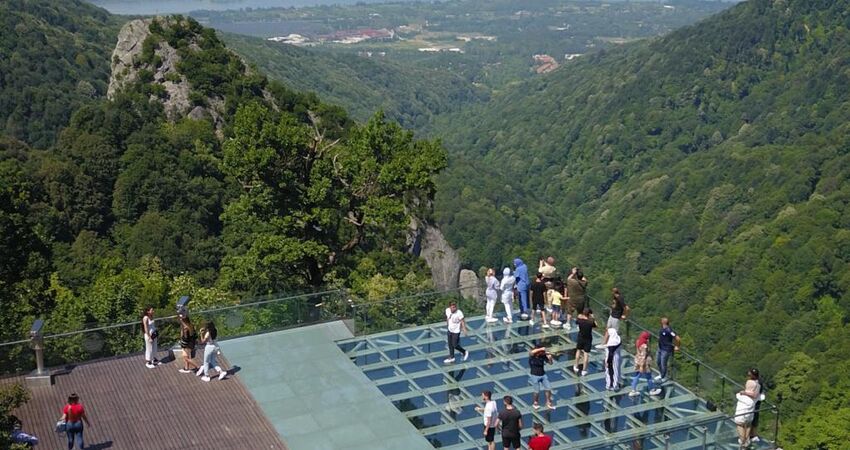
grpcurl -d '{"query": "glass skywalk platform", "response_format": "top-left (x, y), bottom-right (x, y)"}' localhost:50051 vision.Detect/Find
top-left (339, 316), bottom-right (753, 450)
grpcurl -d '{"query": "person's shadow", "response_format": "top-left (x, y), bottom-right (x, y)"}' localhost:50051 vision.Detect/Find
top-left (86, 441), bottom-right (113, 449)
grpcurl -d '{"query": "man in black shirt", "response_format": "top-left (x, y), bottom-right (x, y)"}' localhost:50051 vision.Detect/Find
top-left (529, 273), bottom-right (548, 327)
top-left (529, 343), bottom-right (555, 410)
top-left (497, 395), bottom-right (523, 450)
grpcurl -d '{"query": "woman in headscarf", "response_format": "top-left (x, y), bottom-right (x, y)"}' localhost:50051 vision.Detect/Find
top-left (628, 331), bottom-right (661, 397)
top-left (604, 328), bottom-right (622, 391)
top-left (499, 267), bottom-right (516, 323)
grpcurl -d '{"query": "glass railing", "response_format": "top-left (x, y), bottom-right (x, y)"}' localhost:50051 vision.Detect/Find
top-left (0, 287), bottom-right (478, 377)
top-left (580, 293), bottom-right (781, 449)
top-left (0, 288), bottom-right (349, 376)
top-left (581, 405), bottom-right (779, 450)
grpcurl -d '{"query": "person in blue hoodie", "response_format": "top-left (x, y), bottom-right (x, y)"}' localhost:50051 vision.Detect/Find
top-left (513, 258), bottom-right (530, 319)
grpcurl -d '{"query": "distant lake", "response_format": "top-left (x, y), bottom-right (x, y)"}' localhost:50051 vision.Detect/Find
top-left (89, 0), bottom-right (406, 15)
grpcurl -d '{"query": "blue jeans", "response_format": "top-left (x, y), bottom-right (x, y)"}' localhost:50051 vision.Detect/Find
top-left (66, 420), bottom-right (84, 450)
top-left (203, 343), bottom-right (218, 376)
top-left (518, 286), bottom-right (529, 314)
top-left (631, 372), bottom-right (655, 391)
top-left (656, 348), bottom-right (672, 379)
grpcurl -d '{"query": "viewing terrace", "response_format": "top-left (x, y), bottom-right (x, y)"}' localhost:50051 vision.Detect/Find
top-left (0, 288), bottom-right (779, 449)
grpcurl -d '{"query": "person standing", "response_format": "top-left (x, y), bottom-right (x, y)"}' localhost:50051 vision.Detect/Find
top-left (547, 281), bottom-right (564, 327)
top-left (538, 257), bottom-right (558, 283)
top-left (528, 422), bottom-right (552, 450)
top-left (58, 393), bottom-right (91, 450)
top-left (738, 368), bottom-right (763, 445)
top-left (529, 343), bottom-right (555, 410)
top-left (513, 258), bottom-right (530, 319)
top-left (178, 314), bottom-right (200, 373)
top-left (573, 308), bottom-right (596, 376)
top-left (654, 317), bottom-right (681, 383)
top-left (499, 268), bottom-right (516, 324)
top-left (485, 268), bottom-right (500, 323)
top-left (444, 301), bottom-right (469, 364)
top-left (529, 272), bottom-right (547, 326)
top-left (628, 331), bottom-right (661, 397)
top-left (196, 321), bottom-right (228, 381)
top-left (475, 390), bottom-right (498, 450)
top-left (497, 395), bottom-right (523, 450)
top-left (142, 306), bottom-right (159, 369)
top-left (565, 268), bottom-right (588, 331)
top-left (607, 287), bottom-right (629, 331)
top-left (604, 328), bottom-right (622, 391)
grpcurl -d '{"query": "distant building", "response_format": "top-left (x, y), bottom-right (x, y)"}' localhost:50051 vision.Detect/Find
top-left (267, 34), bottom-right (309, 45)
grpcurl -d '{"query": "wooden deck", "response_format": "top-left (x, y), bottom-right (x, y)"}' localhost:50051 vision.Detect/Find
top-left (4, 351), bottom-right (287, 450)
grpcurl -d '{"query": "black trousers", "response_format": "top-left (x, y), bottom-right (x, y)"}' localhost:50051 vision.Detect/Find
top-left (448, 332), bottom-right (466, 358)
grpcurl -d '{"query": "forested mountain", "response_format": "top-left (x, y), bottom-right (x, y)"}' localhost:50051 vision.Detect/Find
top-left (0, 10), bottom-right (446, 362)
top-left (0, 0), bottom-right (121, 148)
top-left (224, 33), bottom-right (486, 130)
top-left (435, 0), bottom-right (850, 444)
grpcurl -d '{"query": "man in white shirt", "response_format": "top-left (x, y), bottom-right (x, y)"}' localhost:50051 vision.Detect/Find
top-left (445, 301), bottom-right (469, 364)
top-left (475, 390), bottom-right (498, 450)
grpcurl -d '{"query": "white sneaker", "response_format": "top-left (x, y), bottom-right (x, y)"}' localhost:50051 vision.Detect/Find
top-left (542, 323), bottom-right (550, 329)
top-left (218, 371), bottom-right (227, 381)
top-left (196, 367), bottom-right (204, 376)
top-left (463, 351), bottom-right (469, 361)
top-left (628, 390), bottom-right (640, 397)
top-left (572, 365), bottom-right (579, 373)
top-left (653, 375), bottom-right (663, 382)
top-left (443, 357), bottom-right (455, 364)
top-left (581, 370), bottom-right (588, 376)
top-left (201, 376), bottom-right (211, 382)
top-left (486, 317), bottom-right (499, 323)
top-left (649, 388), bottom-right (662, 396)
top-left (520, 313), bottom-right (529, 320)
top-left (145, 363), bottom-right (156, 369)
top-left (529, 318), bottom-right (534, 325)
top-left (178, 368), bottom-right (192, 373)
top-left (503, 317), bottom-right (513, 323)
top-left (750, 436), bottom-right (761, 443)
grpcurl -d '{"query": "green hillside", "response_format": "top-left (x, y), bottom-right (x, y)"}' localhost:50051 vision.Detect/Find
top-left (435, 0), bottom-right (850, 444)
top-left (0, 12), bottom-right (447, 369)
top-left (0, 0), bottom-right (121, 148)
top-left (223, 33), bottom-right (486, 130)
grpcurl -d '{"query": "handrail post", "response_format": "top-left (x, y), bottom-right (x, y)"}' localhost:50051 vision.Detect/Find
top-left (25, 319), bottom-right (53, 386)
top-left (772, 404), bottom-right (780, 449)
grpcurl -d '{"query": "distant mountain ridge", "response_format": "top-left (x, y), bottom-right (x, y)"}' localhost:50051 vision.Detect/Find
top-left (435, 0), bottom-right (850, 444)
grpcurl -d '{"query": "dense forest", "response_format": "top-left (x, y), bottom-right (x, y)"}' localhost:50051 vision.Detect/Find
top-left (434, 0), bottom-right (850, 446)
top-left (0, 0), bottom-right (121, 148)
top-left (0, 5), bottom-right (447, 365)
top-left (223, 33), bottom-right (486, 130)
top-left (2, 0), bottom-right (850, 447)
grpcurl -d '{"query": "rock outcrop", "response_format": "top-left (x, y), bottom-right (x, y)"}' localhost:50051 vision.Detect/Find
top-left (409, 218), bottom-right (461, 291)
top-left (107, 17), bottom-right (241, 131)
top-left (459, 269), bottom-right (480, 301)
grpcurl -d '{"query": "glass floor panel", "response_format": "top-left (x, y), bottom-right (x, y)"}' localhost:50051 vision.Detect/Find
top-left (339, 315), bottom-right (737, 449)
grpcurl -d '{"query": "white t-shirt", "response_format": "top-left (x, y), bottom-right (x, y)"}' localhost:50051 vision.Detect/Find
top-left (446, 308), bottom-right (465, 333)
top-left (483, 400), bottom-right (498, 427)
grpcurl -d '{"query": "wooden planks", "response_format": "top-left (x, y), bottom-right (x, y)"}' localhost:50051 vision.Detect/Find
top-left (3, 351), bottom-right (288, 450)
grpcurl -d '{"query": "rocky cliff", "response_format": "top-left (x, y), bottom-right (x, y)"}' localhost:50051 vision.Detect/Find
top-left (107, 17), bottom-right (256, 130)
top-left (408, 218), bottom-right (461, 291)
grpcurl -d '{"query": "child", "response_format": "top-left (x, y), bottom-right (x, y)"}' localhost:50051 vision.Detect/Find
top-left (547, 282), bottom-right (563, 327)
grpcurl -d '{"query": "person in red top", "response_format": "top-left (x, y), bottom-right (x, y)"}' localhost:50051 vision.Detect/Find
top-left (528, 422), bottom-right (552, 450)
top-left (59, 393), bottom-right (91, 450)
